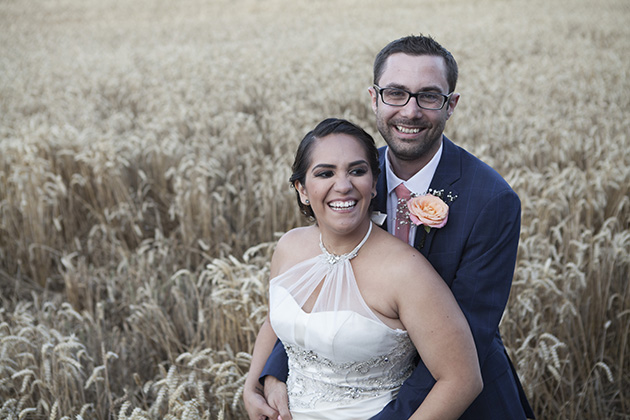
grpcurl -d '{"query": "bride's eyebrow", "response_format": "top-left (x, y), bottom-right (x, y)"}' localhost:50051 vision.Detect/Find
top-left (312, 160), bottom-right (368, 171)
top-left (348, 160), bottom-right (369, 167)
top-left (311, 163), bottom-right (336, 171)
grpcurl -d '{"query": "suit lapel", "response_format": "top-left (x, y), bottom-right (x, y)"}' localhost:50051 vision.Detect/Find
top-left (374, 147), bottom-right (389, 232)
top-left (375, 139), bottom-right (461, 249)
top-left (413, 136), bottom-right (462, 254)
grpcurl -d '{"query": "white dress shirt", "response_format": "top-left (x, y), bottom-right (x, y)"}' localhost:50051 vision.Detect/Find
top-left (385, 142), bottom-right (443, 245)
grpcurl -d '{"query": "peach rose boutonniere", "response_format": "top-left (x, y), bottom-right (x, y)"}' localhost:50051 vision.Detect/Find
top-left (407, 189), bottom-right (456, 234)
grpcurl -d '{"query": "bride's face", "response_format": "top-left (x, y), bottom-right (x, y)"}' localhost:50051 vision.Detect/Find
top-left (295, 133), bottom-right (377, 235)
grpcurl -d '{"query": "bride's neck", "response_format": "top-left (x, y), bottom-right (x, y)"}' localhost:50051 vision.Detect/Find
top-left (319, 220), bottom-right (372, 256)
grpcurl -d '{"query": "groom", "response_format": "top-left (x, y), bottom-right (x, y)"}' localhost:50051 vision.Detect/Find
top-left (248, 35), bottom-right (535, 419)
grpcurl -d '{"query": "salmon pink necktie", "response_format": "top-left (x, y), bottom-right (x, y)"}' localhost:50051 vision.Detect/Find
top-left (394, 183), bottom-right (412, 243)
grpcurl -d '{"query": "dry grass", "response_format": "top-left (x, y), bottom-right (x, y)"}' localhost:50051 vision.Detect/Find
top-left (1, 0), bottom-right (629, 418)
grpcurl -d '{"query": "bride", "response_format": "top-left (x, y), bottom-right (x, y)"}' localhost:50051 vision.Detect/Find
top-left (244, 118), bottom-right (482, 420)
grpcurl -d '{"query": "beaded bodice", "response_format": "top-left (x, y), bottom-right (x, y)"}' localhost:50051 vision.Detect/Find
top-left (280, 307), bottom-right (416, 411)
top-left (269, 224), bottom-right (417, 417)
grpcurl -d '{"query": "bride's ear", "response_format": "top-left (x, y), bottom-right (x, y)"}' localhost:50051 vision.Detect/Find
top-left (295, 181), bottom-right (309, 205)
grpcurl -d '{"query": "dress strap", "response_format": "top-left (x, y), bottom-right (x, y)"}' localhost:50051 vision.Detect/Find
top-left (319, 223), bottom-right (373, 265)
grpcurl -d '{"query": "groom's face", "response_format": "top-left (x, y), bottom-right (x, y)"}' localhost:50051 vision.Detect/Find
top-left (369, 53), bottom-right (459, 169)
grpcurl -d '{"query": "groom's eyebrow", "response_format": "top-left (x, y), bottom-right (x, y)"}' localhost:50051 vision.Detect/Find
top-left (386, 82), bottom-right (444, 93)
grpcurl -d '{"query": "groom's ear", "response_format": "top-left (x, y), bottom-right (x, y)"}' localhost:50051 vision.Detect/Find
top-left (368, 86), bottom-right (379, 113)
top-left (295, 181), bottom-right (309, 205)
top-left (446, 93), bottom-right (460, 119)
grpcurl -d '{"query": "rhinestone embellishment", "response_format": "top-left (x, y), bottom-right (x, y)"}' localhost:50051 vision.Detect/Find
top-left (319, 223), bottom-right (372, 266)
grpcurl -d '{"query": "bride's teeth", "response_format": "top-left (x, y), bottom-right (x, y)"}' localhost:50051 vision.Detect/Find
top-left (397, 126), bottom-right (421, 134)
top-left (329, 201), bottom-right (356, 209)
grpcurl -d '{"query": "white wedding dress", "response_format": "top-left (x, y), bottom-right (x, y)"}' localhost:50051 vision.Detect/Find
top-left (269, 224), bottom-right (417, 420)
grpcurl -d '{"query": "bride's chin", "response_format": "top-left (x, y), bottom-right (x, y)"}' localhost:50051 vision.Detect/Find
top-left (329, 218), bottom-right (371, 234)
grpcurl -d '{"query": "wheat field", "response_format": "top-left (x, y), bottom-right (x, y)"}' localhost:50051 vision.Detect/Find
top-left (1, 0), bottom-right (629, 419)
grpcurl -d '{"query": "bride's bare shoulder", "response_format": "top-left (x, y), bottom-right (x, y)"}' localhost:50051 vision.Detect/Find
top-left (369, 226), bottom-right (413, 252)
top-left (368, 226), bottom-right (435, 275)
top-left (272, 226), bottom-right (320, 268)
top-left (277, 226), bottom-right (318, 249)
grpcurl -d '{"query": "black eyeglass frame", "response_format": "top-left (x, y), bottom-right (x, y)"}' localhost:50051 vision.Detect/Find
top-left (373, 85), bottom-right (453, 110)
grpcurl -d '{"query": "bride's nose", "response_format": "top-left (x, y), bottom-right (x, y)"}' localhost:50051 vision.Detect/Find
top-left (333, 175), bottom-right (353, 193)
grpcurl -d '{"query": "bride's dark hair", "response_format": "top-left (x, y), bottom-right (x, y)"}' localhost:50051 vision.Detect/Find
top-left (290, 118), bottom-right (380, 219)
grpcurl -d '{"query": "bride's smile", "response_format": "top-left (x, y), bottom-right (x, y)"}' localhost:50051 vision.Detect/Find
top-left (328, 200), bottom-right (357, 211)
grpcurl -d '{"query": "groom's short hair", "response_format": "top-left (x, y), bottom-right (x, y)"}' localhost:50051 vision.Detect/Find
top-left (373, 34), bottom-right (459, 93)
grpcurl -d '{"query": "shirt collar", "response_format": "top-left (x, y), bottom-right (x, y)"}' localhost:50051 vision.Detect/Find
top-left (386, 140), bottom-right (443, 196)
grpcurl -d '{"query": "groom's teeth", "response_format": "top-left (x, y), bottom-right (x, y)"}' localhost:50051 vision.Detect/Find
top-left (397, 126), bottom-right (421, 134)
top-left (329, 201), bottom-right (357, 209)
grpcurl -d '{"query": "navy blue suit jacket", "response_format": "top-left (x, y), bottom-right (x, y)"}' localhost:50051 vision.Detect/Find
top-left (261, 136), bottom-right (534, 419)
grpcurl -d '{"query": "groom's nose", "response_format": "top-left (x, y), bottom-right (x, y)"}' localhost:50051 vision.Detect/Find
top-left (399, 97), bottom-right (424, 118)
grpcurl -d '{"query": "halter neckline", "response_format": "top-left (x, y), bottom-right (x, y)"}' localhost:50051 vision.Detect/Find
top-left (319, 223), bottom-right (373, 265)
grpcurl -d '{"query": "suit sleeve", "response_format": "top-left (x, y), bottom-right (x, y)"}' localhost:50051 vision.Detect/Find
top-left (371, 188), bottom-right (521, 419)
top-left (259, 339), bottom-right (289, 385)
top-left (450, 188), bottom-right (521, 361)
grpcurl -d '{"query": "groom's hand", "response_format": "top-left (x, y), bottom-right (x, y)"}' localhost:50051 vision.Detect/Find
top-left (264, 376), bottom-right (292, 420)
top-left (243, 382), bottom-right (279, 420)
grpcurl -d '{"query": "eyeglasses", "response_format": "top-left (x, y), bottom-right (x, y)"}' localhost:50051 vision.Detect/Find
top-left (373, 85), bottom-right (453, 110)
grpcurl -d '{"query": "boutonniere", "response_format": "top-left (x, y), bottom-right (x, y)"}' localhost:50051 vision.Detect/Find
top-left (371, 211), bottom-right (387, 226)
top-left (407, 189), bottom-right (457, 233)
